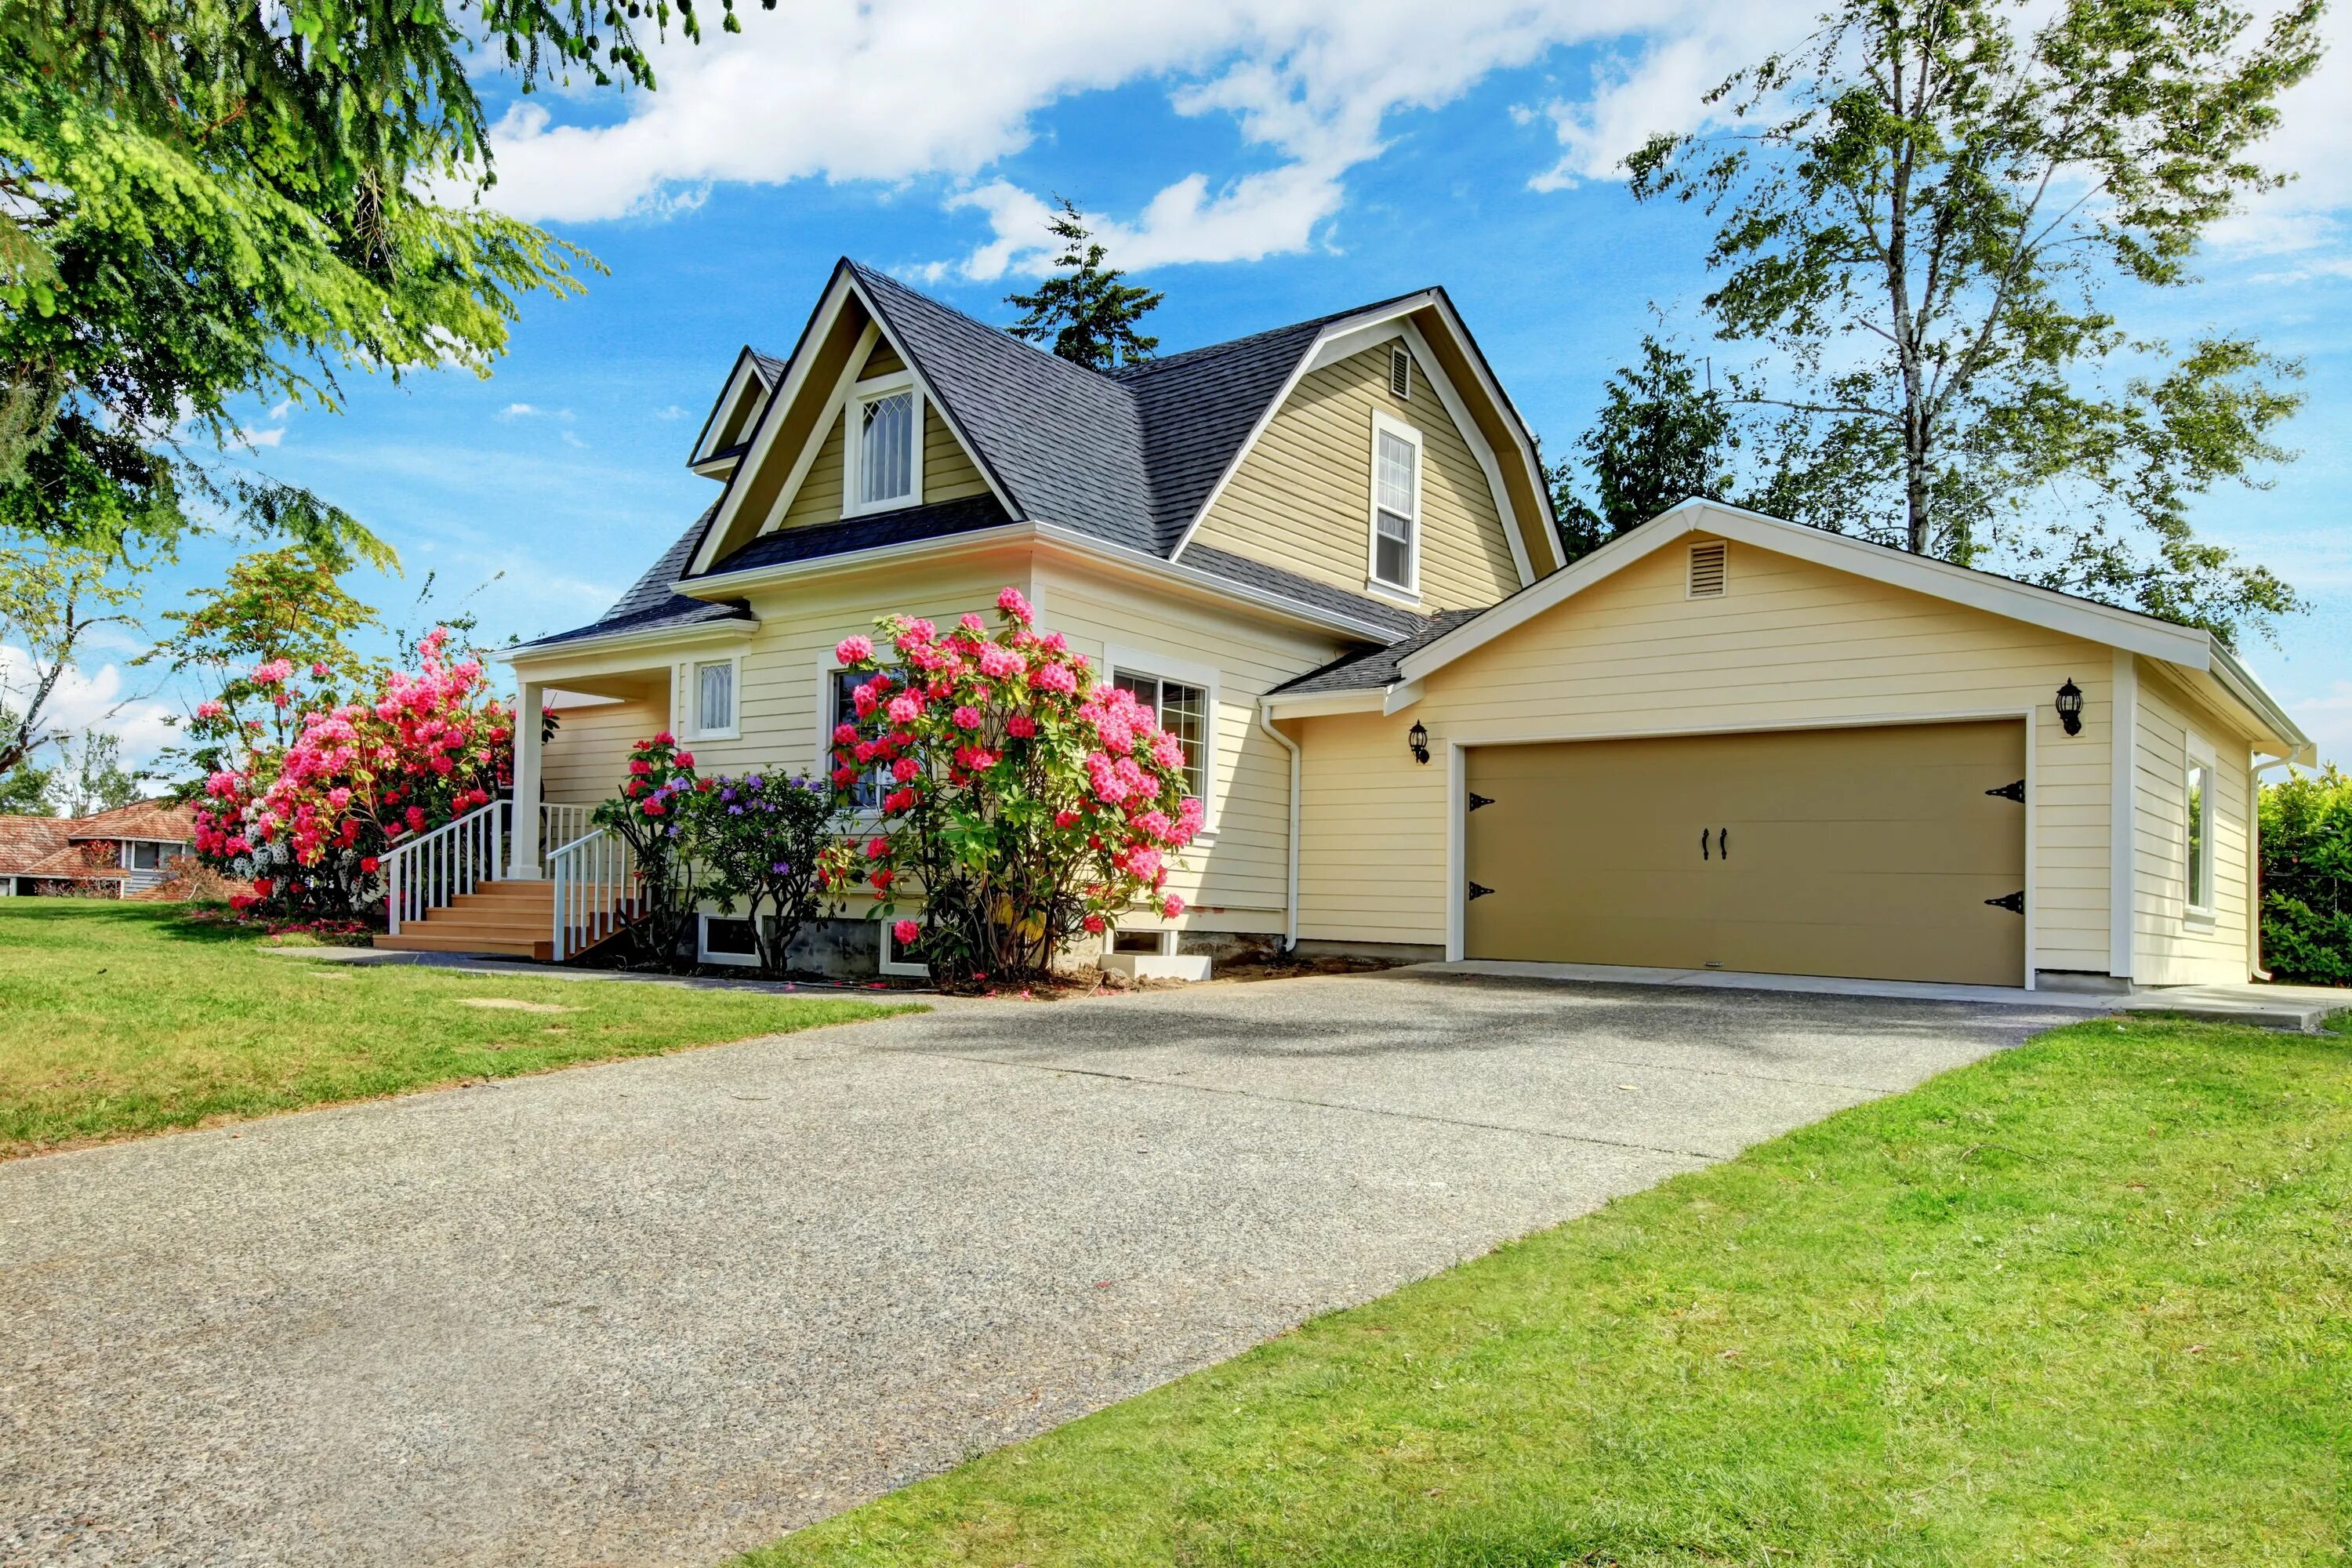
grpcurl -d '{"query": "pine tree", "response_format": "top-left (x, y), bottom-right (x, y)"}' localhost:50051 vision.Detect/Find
top-left (1005, 201), bottom-right (1164, 372)
top-left (1551, 337), bottom-right (1737, 564)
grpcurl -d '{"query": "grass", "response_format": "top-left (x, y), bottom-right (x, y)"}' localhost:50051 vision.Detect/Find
top-left (0, 898), bottom-right (919, 1156)
top-left (750, 1012), bottom-right (2351, 1567)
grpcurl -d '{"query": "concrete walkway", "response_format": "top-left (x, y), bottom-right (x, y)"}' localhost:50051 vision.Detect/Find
top-left (1428, 959), bottom-right (2351, 1031)
top-left (3, 971), bottom-right (2091, 1566)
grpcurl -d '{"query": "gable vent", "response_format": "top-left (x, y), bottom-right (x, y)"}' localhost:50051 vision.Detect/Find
top-left (1687, 540), bottom-right (1728, 598)
top-left (1388, 344), bottom-right (1413, 400)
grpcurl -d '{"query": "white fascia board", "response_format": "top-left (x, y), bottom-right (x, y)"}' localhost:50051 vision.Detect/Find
top-left (503, 615), bottom-right (758, 676)
top-left (847, 279), bottom-right (1019, 521)
top-left (688, 272), bottom-right (860, 578)
top-left (688, 348), bottom-right (767, 468)
top-left (1421, 292), bottom-right (1566, 574)
top-left (2208, 641), bottom-right (2311, 754)
top-left (1261, 688), bottom-right (1390, 720)
top-left (1395, 318), bottom-right (1533, 589)
top-left (1381, 679), bottom-right (1425, 715)
top-left (1035, 523), bottom-right (1413, 644)
top-left (1400, 499), bottom-right (2215, 684)
top-left (1168, 292), bottom-right (1439, 564)
top-left (681, 521), bottom-right (1040, 598)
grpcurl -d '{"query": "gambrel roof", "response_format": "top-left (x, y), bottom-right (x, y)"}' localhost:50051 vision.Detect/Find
top-left (517, 260), bottom-right (1556, 655)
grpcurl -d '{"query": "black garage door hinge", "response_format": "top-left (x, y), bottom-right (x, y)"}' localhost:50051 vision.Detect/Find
top-left (1984, 890), bottom-right (2025, 913)
top-left (1985, 779), bottom-right (2026, 803)
top-left (1468, 881), bottom-right (1496, 901)
top-left (1468, 792), bottom-right (1495, 811)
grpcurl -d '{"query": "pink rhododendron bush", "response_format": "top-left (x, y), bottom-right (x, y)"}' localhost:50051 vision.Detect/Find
top-left (831, 587), bottom-right (1202, 985)
top-left (191, 630), bottom-right (514, 921)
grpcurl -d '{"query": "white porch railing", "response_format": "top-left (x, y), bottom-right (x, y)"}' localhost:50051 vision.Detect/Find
top-left (384, 800), bottom-right (510, 935)
top-left (538, 803), bottom-right (597, 858)
top-left (549, 826), bottom-right (640, 961)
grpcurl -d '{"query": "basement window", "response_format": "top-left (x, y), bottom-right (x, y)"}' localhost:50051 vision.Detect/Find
top-left (1112, 927), bottom-right (1174, 956)
top-left (879, 919), bottom-right (930, 978)
top-left (699, 914), bottom-right (759, 967)
top-left (1687, 540), bottom-right (1728, 598)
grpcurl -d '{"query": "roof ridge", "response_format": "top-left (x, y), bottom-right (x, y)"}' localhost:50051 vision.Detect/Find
top-left (1107, 286), bottom-right (1438, 379)
top-left (846, 260), bottom-right (1134, 396)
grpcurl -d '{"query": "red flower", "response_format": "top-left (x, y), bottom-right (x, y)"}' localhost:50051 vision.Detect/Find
top-left (360, 856), bottom-right (380, 873)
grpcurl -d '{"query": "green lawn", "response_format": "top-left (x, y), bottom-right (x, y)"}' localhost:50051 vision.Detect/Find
top-left (0, 898), bottom-right (918, 1156)
top-left (751, 1012), bottom-right (2351, 1567)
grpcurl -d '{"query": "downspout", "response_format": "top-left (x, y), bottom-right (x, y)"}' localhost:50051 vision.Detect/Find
top-left (2248, 753), bottom-right (2300, 982)
top-left (1256, 702), bottom-right (1301, 953)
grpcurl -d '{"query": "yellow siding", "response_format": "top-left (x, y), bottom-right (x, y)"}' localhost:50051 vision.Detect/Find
top-left (778, 410), bottom-right (848, 528)
top-left (1185, 342), bottom-right (1521, 613)
top-left (1294, 537), bottom-right (2118, 973)
top-left (2131, 662), bottom-right (2254, 984)
top-left (861, 340), bottom-right (905, 378)
top-left (1033, 560), bottom-right (1352, 931)
top-left (542, 696), bottom-right (665, 806)
top-left (924, 403), bottom-right (991, 504)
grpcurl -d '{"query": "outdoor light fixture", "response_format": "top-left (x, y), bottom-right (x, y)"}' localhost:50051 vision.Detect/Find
top-left (1407, 720), bottom-right (1431, 765)
top-left (2056, 677), bottom-right (2085, 737)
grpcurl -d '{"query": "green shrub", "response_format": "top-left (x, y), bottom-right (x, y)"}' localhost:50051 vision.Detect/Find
top-left (2260, 766), bottom-right (2352, 985)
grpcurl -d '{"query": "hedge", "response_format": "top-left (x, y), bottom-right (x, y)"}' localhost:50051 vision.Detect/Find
top-left (2259, 766), bottom-right (2352, 985)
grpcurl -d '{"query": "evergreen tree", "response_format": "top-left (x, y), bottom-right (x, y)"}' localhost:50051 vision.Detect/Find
top-left (1552, 336), bottom-right (1738, 564)
top-left (1005, 201), bottom-right (1164, 372)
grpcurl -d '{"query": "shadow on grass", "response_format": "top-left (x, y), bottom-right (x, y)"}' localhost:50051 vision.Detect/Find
top-left (0, 898), bottom-right (260, 947)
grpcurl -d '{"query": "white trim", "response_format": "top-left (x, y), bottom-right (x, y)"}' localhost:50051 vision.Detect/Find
top-left (1405, 499), bottom-right (2220, 685)
top-left (760, 319), bottom-right (877, 534)
top-left (1104, 643), bottom-right (1221, 835)
top-left (1399, 320), bottom-right (1534, 588)
top-left (2110, 649), bottom-right (2139, 978)
top-left (840, 368), bottom-right (924, 519)
top-left (503, 615), bottom-right (757, 673)
top-left (685, 652), bottom-right (742, 742)
top-left (1367, 408), bottom-right (1424, 598)
top-left (2209, 641), bottom-right (2314, 757)
top-left (688, 347), bottom-right (770, 469)
top-left (1261, 688), bottom-right (1389, 720)
top-left (2183, 730), bottom-right (2218, 919)
top-left (1421, 292), bottom-right (1566, 575)
top-left (1444, 710), bottom-right (2038, 986)
top-left (878, 919), bottom-right (930, 978)
top-left (698, 912), bottom-right (762, 968)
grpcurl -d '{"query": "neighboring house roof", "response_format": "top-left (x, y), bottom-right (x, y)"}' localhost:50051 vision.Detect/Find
top-left (64, 800), bottom-right (196, 843)
top-left (520, 506), bottom-right (756, 652)
top-left (0, 816), bottom-right (123, 881)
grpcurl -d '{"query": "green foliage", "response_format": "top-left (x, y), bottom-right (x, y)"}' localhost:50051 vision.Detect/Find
top-left (2259, 765), bottom-right (2352, 985)
top-left (50, 729), bottom-right (144, 815)
top-left (1004, 199), bottom-right (1164, 372)
top-left (592, 731), bottom-right (706, 970)
top-left (686, 771), bottom-right (848, 979)
top-left (0, 538), bottom-right (143, 775)
top-left (1551, 336), bottom-right (1739, 563)
top-left (0, 753), bottom-right (51, 813)
top-left (141, 545), bottom-right (382, 775)
top-left (1627, 0), bottom-right (2323, 644)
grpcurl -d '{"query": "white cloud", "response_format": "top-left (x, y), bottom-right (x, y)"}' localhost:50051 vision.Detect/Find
top-left (236, 424), bottom-right (286, 449)
top-left (2288, 681), bottom-right (2352, 771)
top-left (477, 0), bottom-right (1749, 270)
top-left (0, 644), bottom-right (183, 770)
top-left (499, 401), bottom-right (544, 419)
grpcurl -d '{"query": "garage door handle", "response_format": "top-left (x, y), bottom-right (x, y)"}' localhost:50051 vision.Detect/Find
top-left (1718, 827), bottom-right (1729, 860)
top-left (1700, 829), bottom-right (1710, 861)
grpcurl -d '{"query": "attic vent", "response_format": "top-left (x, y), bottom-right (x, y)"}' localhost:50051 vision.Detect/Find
top-left (1388, 344), bottom-right (1413, 400)
top-left (1687, 540), bottom-right (1728, 598)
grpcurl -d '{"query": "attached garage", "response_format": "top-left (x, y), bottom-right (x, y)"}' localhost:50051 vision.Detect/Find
top-left (1269, 501), bottom-right (2314, 993)
top-left (1462, 721), bottom-right (2028, 985)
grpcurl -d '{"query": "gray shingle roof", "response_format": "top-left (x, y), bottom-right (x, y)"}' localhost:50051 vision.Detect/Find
top-left (515, 506), bottom-right (752, 652)
top-left (704, 494), bottom-right (1013, 576)
top-left (1267, 607), bottom-right (1487, 695)
top-left (1181, 545), bottom-right (1431, 639)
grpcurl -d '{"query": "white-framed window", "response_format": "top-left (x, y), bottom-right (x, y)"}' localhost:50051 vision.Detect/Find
top-left (1111, 927), bottom-right (1173, 956)
top-left (878, 918), bottom-right (930, 978)
top-left (843, 370), bottom-right (922, 517)
top-left (2184, 737), bottom-right (2216, 917)
top-left (1104, 644), bottom-right (1219, 824)
top-left (1367, 409), bottom-right (1422, 597)
top-left (699, 913), bottom-right (760, 967)
top-left (689, 655), bottom-right (739, 740)
top-left (822, 660), bottom-right (893, 812)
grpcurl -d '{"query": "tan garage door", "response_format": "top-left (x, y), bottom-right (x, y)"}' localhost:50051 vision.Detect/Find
top-left (1464, 720), bottom-right (2027, 985)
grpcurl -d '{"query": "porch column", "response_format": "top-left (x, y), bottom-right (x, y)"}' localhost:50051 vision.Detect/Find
top-left (508, 679), bottom-right (545, 880)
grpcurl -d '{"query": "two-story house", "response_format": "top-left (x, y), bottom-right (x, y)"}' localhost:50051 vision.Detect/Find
top-left (430, 260), bottom-right (2306, 990)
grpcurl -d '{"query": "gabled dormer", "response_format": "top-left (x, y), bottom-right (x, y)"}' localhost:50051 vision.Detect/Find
top-left (687, 347), bottom-right (788, 481)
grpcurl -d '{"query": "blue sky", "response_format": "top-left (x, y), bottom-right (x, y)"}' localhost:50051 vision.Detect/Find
top-left (53, 0), bottom-right (2351, 768)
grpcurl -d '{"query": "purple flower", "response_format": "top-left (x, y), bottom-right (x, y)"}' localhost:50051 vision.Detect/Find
top-left (771, 861), bottom-right (791, 874)
top-left (720, 788), bottom-right (736, 802)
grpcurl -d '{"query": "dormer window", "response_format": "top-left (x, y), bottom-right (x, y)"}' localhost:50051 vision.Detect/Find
top-left (1367, 410), bottom-right (1422, 597)
top-left (846, 371), bottom-right (921, 515)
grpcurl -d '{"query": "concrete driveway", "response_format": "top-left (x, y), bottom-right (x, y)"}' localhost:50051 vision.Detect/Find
top-left (0, 969), bottom-right (2085, 1567)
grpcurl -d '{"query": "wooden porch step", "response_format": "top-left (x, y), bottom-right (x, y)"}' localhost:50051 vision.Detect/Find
top-left (374, 931), bottom-right (554, 961)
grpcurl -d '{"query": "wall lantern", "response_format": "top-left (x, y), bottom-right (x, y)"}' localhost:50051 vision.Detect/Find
top-left (2055, 677), bottom-right (2085, 737)
top-left (1407, 720), bottom-right (1431, 765)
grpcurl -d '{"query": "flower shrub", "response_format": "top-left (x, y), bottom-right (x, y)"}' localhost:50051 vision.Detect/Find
top-left (590, 731), bottom-right (706, 967)
top-left (191, 629), bottom-right (512, 921)
top-left (830, 587), bottom-right (1203, 985)
top-left (2259, 765), bottom-right (2352, 985)
top-left (687, 771), bottom-right (852, 978)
